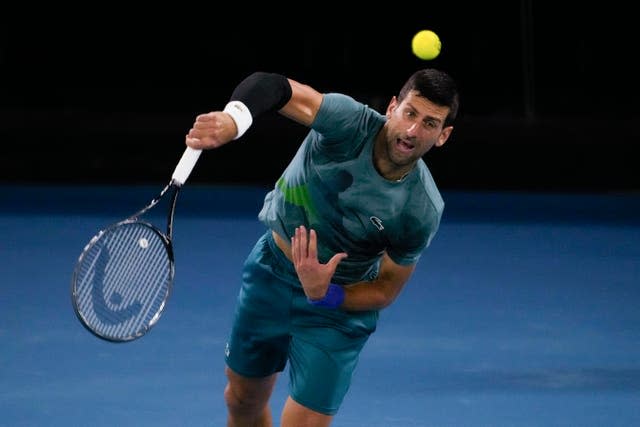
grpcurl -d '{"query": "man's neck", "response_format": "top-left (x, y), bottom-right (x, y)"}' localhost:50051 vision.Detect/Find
top-left (373, 131), bottom-right (414, 182)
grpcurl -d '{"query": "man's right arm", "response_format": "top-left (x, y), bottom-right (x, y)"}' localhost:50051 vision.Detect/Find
top-left (185, 72), bottom-right (323, 150)
top-left (279, 79), bottom-right (323, 127)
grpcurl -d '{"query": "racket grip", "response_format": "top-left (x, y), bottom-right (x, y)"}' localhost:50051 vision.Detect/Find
top-left (172, 147), bottom-right (202, 185)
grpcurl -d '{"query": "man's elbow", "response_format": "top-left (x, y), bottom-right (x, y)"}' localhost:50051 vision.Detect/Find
top-left (376, 289), bottom-right (400, 310)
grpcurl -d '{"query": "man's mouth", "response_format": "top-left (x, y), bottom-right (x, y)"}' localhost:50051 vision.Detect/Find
top-left (396, 138), bottom-right (415, 153)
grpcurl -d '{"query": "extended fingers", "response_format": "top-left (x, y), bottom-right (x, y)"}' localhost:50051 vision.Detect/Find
top-left (296, 225), bottom-right (307, 255)
top-left (292, 225), bottom-right (311, 264)
top-left (308, 229), bottom-right (317, 260)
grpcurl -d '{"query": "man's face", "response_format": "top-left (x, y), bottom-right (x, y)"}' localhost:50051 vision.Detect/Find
top-left (383, 90), bottom-right (453, 168)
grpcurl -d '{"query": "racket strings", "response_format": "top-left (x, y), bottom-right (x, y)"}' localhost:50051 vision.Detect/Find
top-left (73, 222), bottom-right (173, 340)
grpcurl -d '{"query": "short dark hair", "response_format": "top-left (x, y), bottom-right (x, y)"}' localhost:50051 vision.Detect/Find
top-left (398, 69), bottom-right (459, 127)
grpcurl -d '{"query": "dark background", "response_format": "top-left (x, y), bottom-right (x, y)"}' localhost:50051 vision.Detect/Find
top-left (1, 3), bottom-right (638, 192)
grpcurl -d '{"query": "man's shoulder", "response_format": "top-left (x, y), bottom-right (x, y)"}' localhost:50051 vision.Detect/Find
top-left (413, 161), bottom-right (444, 215)
top-left (313, 93), bottom-right (385, 142)
top-left (320, 93), bottom-right (382, 118)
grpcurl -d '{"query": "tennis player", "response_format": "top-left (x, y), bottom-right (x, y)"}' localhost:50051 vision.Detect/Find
top-left (185, 68), bottom-right (459, 426)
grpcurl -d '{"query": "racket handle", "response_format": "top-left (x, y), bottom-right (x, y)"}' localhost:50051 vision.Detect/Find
top-left (172, 147), bottom-right (202, 186)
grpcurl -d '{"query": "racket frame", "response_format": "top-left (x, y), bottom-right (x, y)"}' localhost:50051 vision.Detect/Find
top-left (70, 181), bottom-right (182, 342)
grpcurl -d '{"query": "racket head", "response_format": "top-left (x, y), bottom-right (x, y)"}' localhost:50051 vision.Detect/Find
top-left (71, 219), bottom-right (175, 342)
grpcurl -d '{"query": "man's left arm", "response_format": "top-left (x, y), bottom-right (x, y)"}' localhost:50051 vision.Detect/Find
top-left (291, 225), bottom-right (417, 311)
top-left (341, 253), bottom-right (415, 311)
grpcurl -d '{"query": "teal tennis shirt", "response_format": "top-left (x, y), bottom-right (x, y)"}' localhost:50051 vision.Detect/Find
top-left (258, 93), bottom-right (444, 284)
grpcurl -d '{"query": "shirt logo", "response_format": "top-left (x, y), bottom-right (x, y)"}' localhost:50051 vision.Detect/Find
top-left (369, 216), bottom-right (384, 231)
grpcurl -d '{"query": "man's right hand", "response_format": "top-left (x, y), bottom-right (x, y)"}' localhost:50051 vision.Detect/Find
top-left (185, 111), bottom-right (237, 150)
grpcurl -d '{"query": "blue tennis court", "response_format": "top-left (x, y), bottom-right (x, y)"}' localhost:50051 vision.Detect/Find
top-left (2, 185), bottom-right (639, 426)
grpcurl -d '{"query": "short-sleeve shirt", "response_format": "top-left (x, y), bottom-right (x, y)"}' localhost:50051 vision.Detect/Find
top-left (258, 93), bottom-right (444, 284)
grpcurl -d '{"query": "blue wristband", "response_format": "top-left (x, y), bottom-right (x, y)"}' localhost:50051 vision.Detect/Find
top-left (307, 284), bottom-right (345, 309)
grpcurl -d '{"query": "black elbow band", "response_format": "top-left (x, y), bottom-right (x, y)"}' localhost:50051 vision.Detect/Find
top-left (230, 72), bottom-right (292, 119)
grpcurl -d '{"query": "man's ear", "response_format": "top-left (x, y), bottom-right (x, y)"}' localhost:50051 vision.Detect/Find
top-left (386, 96), bottom-right (399, 118)
top-left (436, 126), bottom-right (454, 147)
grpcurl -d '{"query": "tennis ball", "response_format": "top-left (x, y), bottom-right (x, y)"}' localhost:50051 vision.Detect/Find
top-left (412, 30), bottom-right (441, 60)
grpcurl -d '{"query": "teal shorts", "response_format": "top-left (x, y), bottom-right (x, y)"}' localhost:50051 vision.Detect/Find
top-left (225, 230), bottom-right (379, 415)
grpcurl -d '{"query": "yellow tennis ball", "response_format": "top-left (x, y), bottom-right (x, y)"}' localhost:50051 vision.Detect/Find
top-left (412, 30), bottom-right (441, 60)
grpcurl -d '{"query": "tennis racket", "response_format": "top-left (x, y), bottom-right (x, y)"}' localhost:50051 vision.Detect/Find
top-left (71, 146), bottom-right (202, 342)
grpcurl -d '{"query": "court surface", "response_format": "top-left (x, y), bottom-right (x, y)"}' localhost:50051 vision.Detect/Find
top-left (1, 184), bottom-right (639, 427)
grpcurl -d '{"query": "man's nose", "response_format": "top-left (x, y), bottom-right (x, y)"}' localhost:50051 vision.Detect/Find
top-left (406, 122), bottom-right (420, 136)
